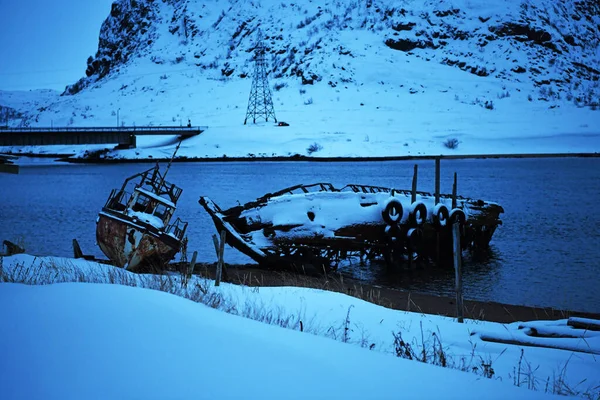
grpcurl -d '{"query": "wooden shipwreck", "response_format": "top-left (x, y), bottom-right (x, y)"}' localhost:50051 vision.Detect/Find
top-left (199, 183), bottom-right (503, 274)
top-left (96, 164), bottom-right (188, 272)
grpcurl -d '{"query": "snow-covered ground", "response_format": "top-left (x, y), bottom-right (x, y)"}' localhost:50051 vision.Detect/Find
top-left (1, 0), bottom-right (599, 159)
top-left (1, 254), bottom-right (599, 399)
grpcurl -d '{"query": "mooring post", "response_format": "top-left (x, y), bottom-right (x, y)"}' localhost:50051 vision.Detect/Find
top-left (434, 157), bottom-right (441, 266)
top-left (452, 172), bottom-right (458, 210)
top-left (411, 164), bottom-right (418, 203)
top-left (435, 157), bottom-right (440, 205)
top-left (212, 230), bottom-right (226, 286)
top-left (72, 239), bottom-right (83, 259)
top-left (218, 230), bottom-right (226, 284)
top-left (435, 157), bottom-right (441, 265)
top-left (452, 222), bottom-right (464, 323)
top-left (188, 251), bottom-right (198, 279)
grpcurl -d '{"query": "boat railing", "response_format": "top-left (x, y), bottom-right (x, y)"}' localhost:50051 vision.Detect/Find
top-left (122, 165), bottom-right (183, 204)
top-left (137, 172), bottom-right (183, 204)
top-left (341, 184), bottom-right (393, 194)
top-left (341, 184), bottom-right (470, 201)
top-left (104, 189), bottom-right (131, 212)
top-left (257, 182), bottom-right (336, 202)
top-left (166, 217), bottom-right (188, 240)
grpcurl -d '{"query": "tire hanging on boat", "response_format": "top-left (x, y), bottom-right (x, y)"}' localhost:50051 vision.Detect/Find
top-left (432, 204), bottom-right (449, 227)
top-left (406, 227), bottom-right (422, 251)
top-left (384, 223), bottom-right (402, 240)
top-left (449, 208), bottom-right (466, 225)
top-left (382, 199), bottom-right (403, 225)
top-left (409, 202), bottom-right (427, 226)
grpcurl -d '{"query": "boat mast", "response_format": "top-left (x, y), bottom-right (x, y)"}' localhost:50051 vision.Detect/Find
top-left (159, 139), bottom-right (183, 191)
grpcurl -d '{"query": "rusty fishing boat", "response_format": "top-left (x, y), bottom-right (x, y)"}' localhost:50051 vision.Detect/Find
top-left (199, 183), bottom-right (503, 274)
top-left (96, 162), bottom-right (188, 272)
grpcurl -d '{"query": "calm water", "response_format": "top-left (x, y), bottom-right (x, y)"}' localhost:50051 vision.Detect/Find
top-left (1, 158), bottom-right (599, 313)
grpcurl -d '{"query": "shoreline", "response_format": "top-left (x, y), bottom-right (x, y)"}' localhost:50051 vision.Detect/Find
top-left (185, 262), bottom-right (600, 324)
top-left (2, 151), bottom-right (599, 164)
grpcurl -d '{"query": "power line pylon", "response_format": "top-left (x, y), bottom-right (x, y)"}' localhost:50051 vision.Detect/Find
top-left (244, 29), bottom-right (277, 125)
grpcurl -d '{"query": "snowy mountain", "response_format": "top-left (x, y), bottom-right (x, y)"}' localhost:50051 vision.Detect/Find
top-left (1, 0), bottom-right (599, 159)
top-left (74, 0), bottom-right (600, 101)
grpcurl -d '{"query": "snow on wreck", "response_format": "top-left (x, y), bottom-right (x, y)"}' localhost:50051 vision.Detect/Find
top-left (199, 183), bottom-right (504, 274)
top-left (96, 164), bottom-right (188, 272)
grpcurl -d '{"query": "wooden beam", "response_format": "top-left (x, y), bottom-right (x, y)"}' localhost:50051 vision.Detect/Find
top-left (568, 317), bottom-right (600, 331)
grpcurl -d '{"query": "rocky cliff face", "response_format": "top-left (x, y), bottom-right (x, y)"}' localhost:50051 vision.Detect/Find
top-left (63, 0), bottom-right (599, 108)
top-left (65, 0), bottom-right (160, 94)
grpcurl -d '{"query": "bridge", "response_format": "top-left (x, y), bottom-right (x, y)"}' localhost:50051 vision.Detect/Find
top-left (0, 126), bottom-right (206, 148)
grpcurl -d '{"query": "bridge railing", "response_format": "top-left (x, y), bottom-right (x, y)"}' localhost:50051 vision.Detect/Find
top-left (0, 126), bottom-right (207, 134)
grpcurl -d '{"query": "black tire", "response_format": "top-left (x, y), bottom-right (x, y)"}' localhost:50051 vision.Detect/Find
top-left (384, 223), bottom-right (401, 240)
top-left (449, 208), bottom-right (466, 225)
top-left (409, 202), bottom-right (427, 226)
top-left (406, 228), bottom-right (422, 251)
top-left (432, 204), bottom-right (449, 227)
top-left (382, 199), bottom-right (403, 225)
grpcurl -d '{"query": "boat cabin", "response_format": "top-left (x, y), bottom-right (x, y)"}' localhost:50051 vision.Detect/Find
top-left (127, 187), bottom-right (175, 228)
top-left (101, 164), bottom-right (188, 240)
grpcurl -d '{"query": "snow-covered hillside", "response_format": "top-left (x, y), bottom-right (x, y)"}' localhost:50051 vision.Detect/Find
top-left (1, 0), bottom-right (599, 159)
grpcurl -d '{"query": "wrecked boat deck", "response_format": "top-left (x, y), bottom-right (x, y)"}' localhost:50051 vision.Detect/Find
top-left (199, 180), bottom-right (504, 275)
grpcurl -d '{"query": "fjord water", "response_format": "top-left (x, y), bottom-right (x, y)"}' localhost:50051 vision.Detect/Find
top-left (1, 157), bottom-right (599, 313)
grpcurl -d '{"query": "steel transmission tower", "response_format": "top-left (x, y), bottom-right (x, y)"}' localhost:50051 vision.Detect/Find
top-left (244, 29), bottom-right (277, 124)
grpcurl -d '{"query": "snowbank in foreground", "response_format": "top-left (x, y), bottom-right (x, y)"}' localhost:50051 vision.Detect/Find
top-left (0, 282), bottom-right (559, 400)
top-left (1, 254), bottom-right (598, 399)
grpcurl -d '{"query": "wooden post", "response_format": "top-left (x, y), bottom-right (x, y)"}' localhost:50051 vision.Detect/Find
top-left (218, 230), bottom-right (225, 285)
top-left (452, 172), bottom-right (458, 209)
top-left (72, 239), bottom-right (84, 259)
top-left (434, 158), bottom-right (441, 266)
top-left (434, 157), bottom-right (440, 205)
top-left (188, 251), bottom-right (198, 278)
top-left (411, 164), bottom-right (418, 203)
top-left (452, 222), bottom-right (464, 323)
top-left (212, 230), bottom-right (226, 286)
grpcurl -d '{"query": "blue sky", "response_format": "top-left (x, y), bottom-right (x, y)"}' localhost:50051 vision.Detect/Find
top-left (0, 0), bottom-right (114, 91)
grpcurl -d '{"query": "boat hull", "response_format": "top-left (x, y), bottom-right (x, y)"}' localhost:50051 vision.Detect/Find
top-left (96, 211), bottom-right (181, 272)
top-left (199, 183), bottom-right (504, 273)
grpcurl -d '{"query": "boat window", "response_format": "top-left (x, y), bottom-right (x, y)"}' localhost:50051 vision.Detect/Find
top-left (132, 194), bottom-right (151, 212)
top-left (108, 190), bottom-right (127, 211)
top-left (153, 203), bottom-right (171, 221)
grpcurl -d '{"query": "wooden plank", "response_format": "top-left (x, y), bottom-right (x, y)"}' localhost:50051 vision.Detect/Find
top-left (477, 332), bottom-right (600, 355)
top-left (568, 317), bottom-right (600, 331)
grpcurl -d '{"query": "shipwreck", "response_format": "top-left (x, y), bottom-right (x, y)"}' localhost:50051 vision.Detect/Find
top-left (199, 183), bottom-right (504, 274)
top-left (96, 164), bottom-right (188, 272)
